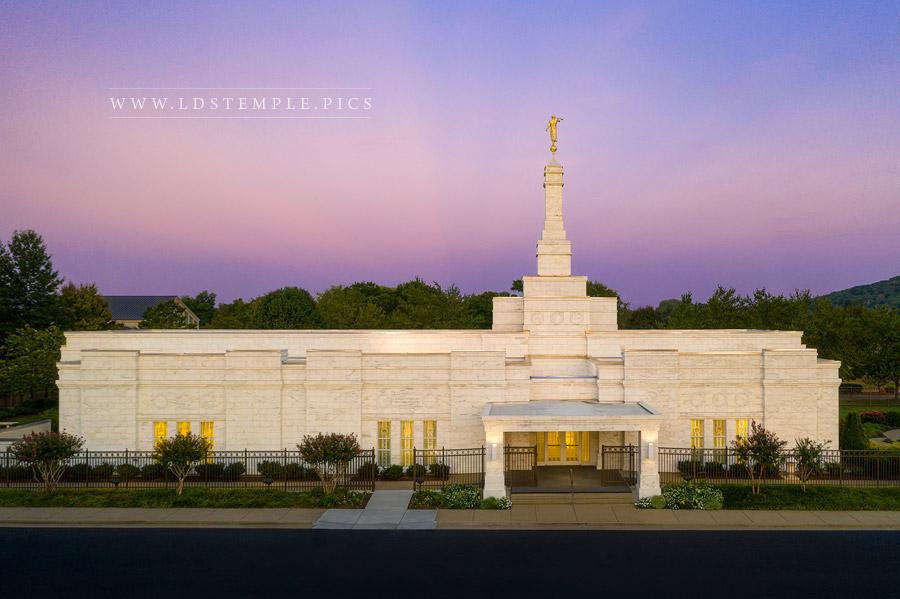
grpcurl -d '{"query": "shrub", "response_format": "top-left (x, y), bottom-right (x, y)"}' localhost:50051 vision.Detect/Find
top-left (91, 463), bottom-right (115, 481)
top-left (825, 461), bottom-right (844, 477)
top-left (728, 463), bottom-right (750, 478)
top-left (840, 413), bottom-right (868, 450)
top-left (428, 462), bottom-right (450, 479)
top-left (357, 461), bottom-right (378, 479)
top-left (409, 489), bottom-right (443, 508)
top-left (154, 433), bottom-right (211, 496)
top-left (194, 463), bottom-right (225, 481)
top-left (886, 411), bottom-right (900, 427)
top-left (380, 465), bottom-right (403, 480)
top-left (222, 462), bottom-right (246, 481)
top-left (661, 481), bottom-right (724, 510)
top-left (297, 432), bottom-right (361, 495)
top-left (10, 431), bottom-right (85, 492)
top-left (65, 463), bottom-right (92, 482)
top-left (704, 461), bottom-right (725, 477)
top-left (649, 495), bottom-right (667, 509)
top-left (283, 463), bottom-right (305, 481)
top-left (860, 411), bottom-right (887, 425)
top-left (141, 463), bottom-right (167, 481)
top-left (481, 496), bottom-right (512, 510)
top-left (441, 484), bottom-right (481, 509)
top-left (115, 463), bottom-right (141, 481)
top-left (2, 465), bottom-right (33, 481)
top-left (677, 460), bottom-right (703, 477)
top-left (405, 463), bottom-right (427, 479)
top-left (257, 461), bottom-right (284, 480)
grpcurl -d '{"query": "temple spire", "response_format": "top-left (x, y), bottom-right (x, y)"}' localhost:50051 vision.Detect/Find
top-left (536, 160), bottom-right (572, 276)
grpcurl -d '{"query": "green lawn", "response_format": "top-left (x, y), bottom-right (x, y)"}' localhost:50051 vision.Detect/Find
top-left (719, 484), bottom-right (900, 510)
top-left (0, 487), bottom-right (369, 508)
top-left (839, 403), bottom-right (900, 420)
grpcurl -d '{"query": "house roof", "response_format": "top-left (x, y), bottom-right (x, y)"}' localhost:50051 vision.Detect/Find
top-left (101, 295), bottom-right (180, 320)
top-left (482, 400), bottom-right (659, 419)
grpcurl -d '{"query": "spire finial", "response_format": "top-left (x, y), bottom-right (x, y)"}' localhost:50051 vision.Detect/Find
top-left (545, 114), bottom-right (563, 155)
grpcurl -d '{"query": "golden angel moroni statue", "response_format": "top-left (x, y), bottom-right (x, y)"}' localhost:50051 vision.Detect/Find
top-left (546, 114), bottom-right (563, 154)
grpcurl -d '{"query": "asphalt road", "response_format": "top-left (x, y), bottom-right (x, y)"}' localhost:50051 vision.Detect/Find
top-left (1, 528), bottom-right (896, 598)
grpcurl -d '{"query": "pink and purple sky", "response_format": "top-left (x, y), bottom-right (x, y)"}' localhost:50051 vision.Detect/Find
top-left (1, 1), bottom-right (898, 306)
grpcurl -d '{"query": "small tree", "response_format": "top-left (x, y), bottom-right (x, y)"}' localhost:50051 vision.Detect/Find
top-left (298, 433), bottom-right (360, 495)
top-left (153, 433), bottom-right (209, 496)
top-left (731, 421), bottom-right (787, 494)
top-left (10, 431), bottom-right (84, 492)
top-left (794, 437), bottom-right (829, 492)
top-left (840, 412), bottom-right (868, 450)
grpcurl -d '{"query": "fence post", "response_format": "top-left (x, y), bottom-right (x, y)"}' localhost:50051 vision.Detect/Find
top-left (244, 448), bottom-right (248, 489)
top-left (4, 447), bottom-right (8, 488)
top-left (481, 445), bottom-right (485, 489)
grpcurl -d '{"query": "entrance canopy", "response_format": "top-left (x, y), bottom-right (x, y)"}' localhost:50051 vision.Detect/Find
top-left (482, 400), bottom-right (661, 433)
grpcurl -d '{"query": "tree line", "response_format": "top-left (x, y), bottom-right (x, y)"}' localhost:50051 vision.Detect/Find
top-left (1, 229), bottom-right (897, 412)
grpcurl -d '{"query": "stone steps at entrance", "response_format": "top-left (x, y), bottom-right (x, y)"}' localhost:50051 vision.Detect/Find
top-left (511, 492), bottom-right (635, 505)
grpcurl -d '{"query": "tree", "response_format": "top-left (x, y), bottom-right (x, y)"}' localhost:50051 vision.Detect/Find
top-left (10, 431), bottom-right (84, 491)
top-left (839, 412), bottom-right (868, 450)
top-left (153, 433), bottom-right (210, 496)
top-left (58, 283), bottom-right (115, 330)
top-left (859, 306), bottom-right (900, 399)
top-left (139, 300), bottom-right (193, 329)
top-left (0, 325), bottom-right (64, 404)
top-left (731, 421), bottom-right (787, 494)
top-left (0, 230), bottom-right (62, 340)
top-left (317, 285), bottom-right (387, 328)
top-left (794, 437), bottom-right (829, 492)
top-left (253, 287), bottom-right (320, 329)
top-left (461, 291), bottom-right (509, 329)
top-left (298, 432), bottom-right (361, 495)
top-left (209, 298), bottom-right (257, 328)
top-left (181, 291), bottom-right (217, 327)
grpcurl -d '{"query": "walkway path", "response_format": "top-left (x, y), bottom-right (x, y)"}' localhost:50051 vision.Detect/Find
top-left (313, 490), bottom-right (437, 529)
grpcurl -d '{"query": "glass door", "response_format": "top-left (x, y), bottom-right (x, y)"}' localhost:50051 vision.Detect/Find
top-left (539, 431), bottom-right (586, 464)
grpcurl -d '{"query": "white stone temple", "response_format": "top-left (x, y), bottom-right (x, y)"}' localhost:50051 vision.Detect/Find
top-left (57, 155), bottom-right (840, 498)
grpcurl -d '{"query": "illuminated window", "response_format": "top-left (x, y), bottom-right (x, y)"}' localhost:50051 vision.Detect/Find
top-left (735, 418), bottom-right (749, 440)
top-left (177, 421), bottom-right (191, 436)
top-left (536, 432), bottom-right (545, 462)
top-left (713, 420), bottom-right (726, 449)
top-left (377, 421), bottom-right (391, 467)
top-left (547, 431), bottom-right (561, 462)
top-left (153, 421), bottom-right (167, 446)
top-left (690, 419), bottom-right (704, 449)
top-left (565, 431), bottom-right (579, 462)
top-left (401, 420), bottom-right (414, 466)
top-left (423, 420), bottom-right (437, 463)
top-left (201, 421), bottom-right (214, 463)
top-left (581, 432), bottom-right (591, 463)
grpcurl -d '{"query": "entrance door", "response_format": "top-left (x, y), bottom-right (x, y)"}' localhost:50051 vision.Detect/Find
top-left (538, 432), bottom-right (589, 465)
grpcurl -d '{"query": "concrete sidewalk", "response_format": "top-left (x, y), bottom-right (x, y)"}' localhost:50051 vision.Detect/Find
top-left (2, 504), bottom-right (900, 529)
top-left (314, 490), bottom-right (437, 529)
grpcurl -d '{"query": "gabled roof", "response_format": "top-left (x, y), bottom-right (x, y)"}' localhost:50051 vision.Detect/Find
top-left (101, 295), bottom-right (180, 320)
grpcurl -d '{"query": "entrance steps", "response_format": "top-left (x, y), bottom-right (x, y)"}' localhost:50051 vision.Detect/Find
top-left (511, 492), bottom-right (635, 505)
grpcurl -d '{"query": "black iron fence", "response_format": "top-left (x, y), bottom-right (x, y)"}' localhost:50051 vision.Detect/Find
top-left (411, 447), bottom-right (484, 490)
top-left (2, 448), bottom-right (376, 492)
top-left (660, 447), bottom-right (900, 488)
top-left (504, 446), bottom-right (537, 487)
top-left (601, 445), bottom-right (637, 486)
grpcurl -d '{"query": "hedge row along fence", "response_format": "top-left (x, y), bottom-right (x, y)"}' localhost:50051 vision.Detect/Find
top-left (660, 447), bottom-right (900, 488)
top-left (1, 449), bottom-right (376, 491)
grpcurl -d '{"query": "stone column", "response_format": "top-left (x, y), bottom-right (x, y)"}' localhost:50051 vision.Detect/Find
top-left (483, 423), bottom-right (507, 499)
top-left (536, 161), bottom-right (572, 276)
top-left (637, 428), bottom-right (662, 499)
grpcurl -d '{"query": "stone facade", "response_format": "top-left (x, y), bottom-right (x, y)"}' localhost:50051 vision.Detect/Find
top-left (57, 158), bottom-right (840, 498)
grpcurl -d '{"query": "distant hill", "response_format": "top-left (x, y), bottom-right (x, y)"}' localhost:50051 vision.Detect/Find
top-left (822, 275), bottom-right (900, 309)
